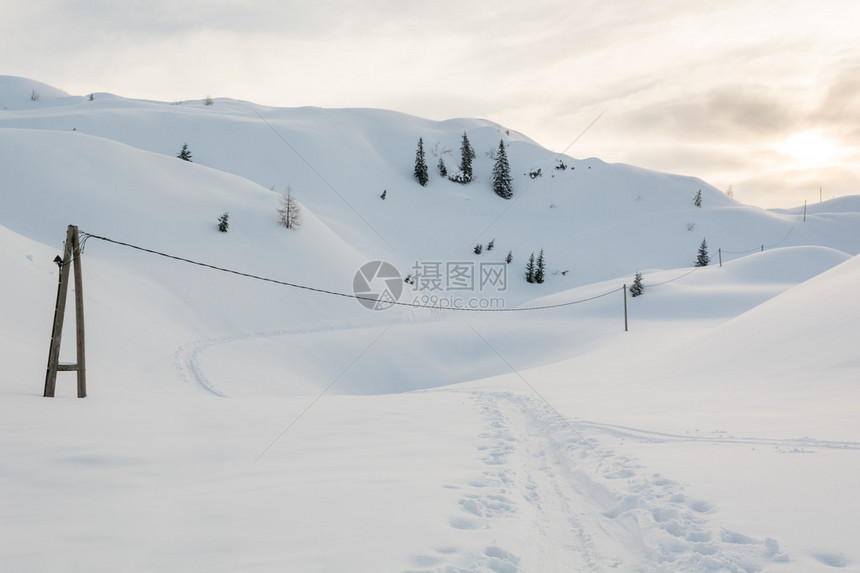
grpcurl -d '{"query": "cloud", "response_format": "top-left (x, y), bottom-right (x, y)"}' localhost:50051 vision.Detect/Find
top-left (617, 86), bottom-right (799, 143)
top-left (813, 61), bottom-right (860, 143)
top-left (3, 0), bottom-right (859, 208)
top-left (736, 165), bottom-right (860, 208)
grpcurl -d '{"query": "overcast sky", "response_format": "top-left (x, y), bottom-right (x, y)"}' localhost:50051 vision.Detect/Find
top-left (4, 0), bottom-right (859, 208)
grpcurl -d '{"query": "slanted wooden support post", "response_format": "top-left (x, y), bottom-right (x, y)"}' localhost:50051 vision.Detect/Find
top-left (44, 225), bottom-right (86, 398)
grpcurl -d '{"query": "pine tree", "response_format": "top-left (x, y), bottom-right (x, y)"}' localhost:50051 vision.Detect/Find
top-left (414, 137), bottom-right (429, 186)
top-left (177, 143), bottom-right (192, 162)
top-left (693, 189), bottom-right (702, 207)
top-left (695, 238), bottom-right (710, 267)
top-left (217, 212), bottom-right (229, 232)
top-left (505, 250), bottom-right (513, 264)
top-left (277, 186), bottom-right (302, 230)
top-left (437, 157), bottom-right (447, 177)
top-left (451, 131), bottom-right (475, 184)
top-left (474, 243), bottom-right (483, 255)
top-left (525, 252), bottom-right (535, 283)
top-left (534, 249), bottom-right (546, 284)
top-left (629, 272), bottom-right (644, 297)
top-left (380, 189), bottom-right (387, 200)
top-left (492, 139), bottom-right (513, 199)
top-left (487, 239), bottom-right (495, 251)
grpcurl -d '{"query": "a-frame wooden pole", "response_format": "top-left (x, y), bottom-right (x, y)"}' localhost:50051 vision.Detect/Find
top-left (44, 225), bottom-right (86, 398)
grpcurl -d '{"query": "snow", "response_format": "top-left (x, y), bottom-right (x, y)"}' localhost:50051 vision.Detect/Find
top-left (2, 75), bottom-right (859, 571)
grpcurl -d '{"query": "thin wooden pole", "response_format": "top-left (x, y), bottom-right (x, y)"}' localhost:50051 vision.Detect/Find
top-left (718, 248), bottom-right (722, 267)
top-left (623, 284), bottom-right (628, 332)
top-left (803, 200), bottom-right (807, 222)
top-left (43, 225), bottom-right (86, 398)
top-left (71, 227), bottom-right (86, 398)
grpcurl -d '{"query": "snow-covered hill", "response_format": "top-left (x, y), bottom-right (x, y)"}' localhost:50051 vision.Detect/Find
top-left (1, 76), bottom-right (859, 572)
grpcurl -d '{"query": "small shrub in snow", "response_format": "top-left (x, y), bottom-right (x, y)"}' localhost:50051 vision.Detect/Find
top-left (693, 189), bottom-right (702, 207)
top-left (505, 250), bottom-right (513, 264)
top-left (528, 168), bottom-right (542, 179)
top-left (380, 189), bottom-right (387, 200)
top-left (437, 158), bottom-right (447, 177)
top-left (217, 212), bottom-right (229, 232)
top-left (30, 89), bottom-right (40, 102)
top-left (487, 239), bottom-right (495, 251)
top-left (474, 244), bottom-right (483, 255)
top-left (448, 170), bottom-right (469, 184)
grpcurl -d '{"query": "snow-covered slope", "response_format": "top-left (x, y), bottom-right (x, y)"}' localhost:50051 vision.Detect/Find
top-left (5, 74), bottom-right (859, 285)
top-left (2, 76), bottom-right (859, 572)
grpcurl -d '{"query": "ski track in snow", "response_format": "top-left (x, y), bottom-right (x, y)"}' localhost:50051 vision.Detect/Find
top-left (417, 391), bottom-right (794, 572)
top-left (172, 321), bottom-right (395, 397)
top-left (174, 330), bottom-right (845, 571)
top-left (572, 420), bottom-right (860, 452)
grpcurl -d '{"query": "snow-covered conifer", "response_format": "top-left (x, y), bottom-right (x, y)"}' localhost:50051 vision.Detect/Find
top-left (695, 238), bottom-right (710, 267)
top-left (414, 137), bottom-right (429, 186)
top-left (629, 272), bottom-right (644, 297)
top-left (525, 252), bottom-right (535, 283)
top-left (452, 132), bottom-right (475, 184)
top-left (437, 157), bottom-right (447, 177)
top-left (492, 139), bottom-right (513, 199)
top-left (177, 143), bottom-right (192, 162)
top-left (535, 249), bottom-right (546, 284)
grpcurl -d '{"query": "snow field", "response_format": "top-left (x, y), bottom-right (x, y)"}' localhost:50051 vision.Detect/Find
top-left (2, 76), bottom-right (860, 571)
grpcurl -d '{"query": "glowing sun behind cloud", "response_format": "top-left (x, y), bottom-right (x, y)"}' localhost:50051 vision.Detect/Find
top-left (775, 130), bottom-right (841, 169)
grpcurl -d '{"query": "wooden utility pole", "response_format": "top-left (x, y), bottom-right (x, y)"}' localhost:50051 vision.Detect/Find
top-left (623, 284), bottom-right (628, 332)
top-left (44, 225), bottom-right (86, 398)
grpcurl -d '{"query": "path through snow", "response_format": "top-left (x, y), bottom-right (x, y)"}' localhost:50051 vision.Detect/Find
top-left (422, 390), bottom-right (793, 572)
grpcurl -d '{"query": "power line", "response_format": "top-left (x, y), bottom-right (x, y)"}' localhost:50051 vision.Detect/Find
top-left (645, 266), bottom-right (701, 288)
top-left (722, 211), bottom-right (804, 254)
top-left (80, 231), bottom-right (622, 312)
